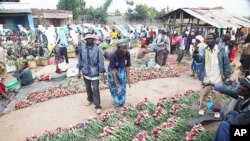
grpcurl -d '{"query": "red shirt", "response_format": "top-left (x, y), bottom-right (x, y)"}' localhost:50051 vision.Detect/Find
top-left (229, 46), bottom-right (237, 63)
top-left (0, 82), bottom-right (5, 94)
top-left (141, 38), bottom-right (147, 46)
top-left (171, 36), bottom-right (180, 45)
top-left (149, 30), bottom-right (154, 37)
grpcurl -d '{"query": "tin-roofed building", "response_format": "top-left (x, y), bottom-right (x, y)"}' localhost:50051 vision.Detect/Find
top-left (0, 1), bottom-right (35, 33)
top-left (31, 9), bottom-right (73, 27)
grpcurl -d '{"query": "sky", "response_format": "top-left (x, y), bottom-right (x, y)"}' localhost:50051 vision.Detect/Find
top-left (20, 0), bottom-right (250, 17)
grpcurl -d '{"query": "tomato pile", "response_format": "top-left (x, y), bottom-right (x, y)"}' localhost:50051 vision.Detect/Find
top-left (26, 90), bottom-right (214, 141)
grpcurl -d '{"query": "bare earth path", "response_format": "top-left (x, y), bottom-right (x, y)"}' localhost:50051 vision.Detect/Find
top-left (0, 72), bottom-right (200, 141)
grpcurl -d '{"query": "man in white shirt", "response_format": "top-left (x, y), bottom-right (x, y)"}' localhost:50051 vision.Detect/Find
top-left (198, 33), bottom-right (231, 117)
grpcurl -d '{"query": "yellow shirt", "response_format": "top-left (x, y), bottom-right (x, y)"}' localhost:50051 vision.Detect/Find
top-left (111, 31), bottom-right (118, 39)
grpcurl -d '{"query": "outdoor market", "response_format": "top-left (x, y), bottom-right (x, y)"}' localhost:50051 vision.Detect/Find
top-left (0, 0), bottom-right (250, 141)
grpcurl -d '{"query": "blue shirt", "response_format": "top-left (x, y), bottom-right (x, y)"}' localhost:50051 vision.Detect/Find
top-left (77, 43), bottom-right (106, 77)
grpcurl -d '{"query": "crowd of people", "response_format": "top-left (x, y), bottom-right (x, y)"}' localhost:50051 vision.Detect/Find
top-left (1, 23), bottom-right (250, 140)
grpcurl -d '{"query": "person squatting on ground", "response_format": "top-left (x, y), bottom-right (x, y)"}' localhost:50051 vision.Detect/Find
top-left (197, 33), bottom-right (231, 117)
top-left (108, 40), bottom-right (131, 108)
top-left (77, 33), bottom-right (106, 115)
top-left (37, 57), bottom-right (68, 81)
top-left (13, 62), bottom-right (34, 86)
top-left (207, 75), bottom-right (250, 141)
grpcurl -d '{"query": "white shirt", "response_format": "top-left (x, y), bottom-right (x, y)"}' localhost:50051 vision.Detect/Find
top-left (83, 75), bottom-right (99, 80)
top-left (58, 62), bottom-right (68, 72)
top-left (204, 45), bottom-right (222, 83)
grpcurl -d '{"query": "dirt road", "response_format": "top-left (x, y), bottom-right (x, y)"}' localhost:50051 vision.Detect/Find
top-left (0, 73), bottom-right (200, 141)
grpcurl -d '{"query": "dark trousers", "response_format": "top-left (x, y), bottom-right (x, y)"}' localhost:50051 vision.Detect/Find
top-left (84, 77), bottom-right (101, 109)
top-left (213, 121), bottom-right (230, 141)
top-left (59, 47), bottom-right (69, 63)
top-left (171, 45), bottom-right (177, 54)
top-left (155, 49), bottom-right (168, 66)
top-left (176, 49), bottom-right (184, 63)
top-left (162, 49), bottom-right (168, 66)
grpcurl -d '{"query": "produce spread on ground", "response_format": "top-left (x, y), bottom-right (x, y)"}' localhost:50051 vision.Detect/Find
top-left (25, 90), bottom-right (215, 141)
top-left (14, 54), bottom-right (190, 110)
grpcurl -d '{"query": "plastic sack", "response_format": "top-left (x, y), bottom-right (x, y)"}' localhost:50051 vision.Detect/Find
top-left (5, 64), bottom-right (17, 73)
top-left (48, 43), bottom-right (55, 52)
top-left (49, 57), bottom-right (56, 65)
top-left (66, 67), bottom-right (78, 78)
top-left (148, 59), bottom-right (156, 68)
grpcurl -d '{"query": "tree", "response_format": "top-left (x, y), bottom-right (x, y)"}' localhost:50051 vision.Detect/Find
top-left (126, 4), bottom-right (149, 21)
top-left (148, 7), bottom-right (159, 20)
top-left (126, 0), bottom-right (134, 6)
top-left (156, 8), bottom-right (167, 18)
top-left (57, 0), bottom-right (82, 19)
top-left (83, 0), bottom-right (113, 23)
top-left (114, 10), bottom-right (122, 16)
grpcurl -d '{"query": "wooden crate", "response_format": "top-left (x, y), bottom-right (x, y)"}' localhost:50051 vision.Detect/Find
top-left (67, 52), bottom-right (76, 58)
top-left (28, 61), bottom-right (37, 69)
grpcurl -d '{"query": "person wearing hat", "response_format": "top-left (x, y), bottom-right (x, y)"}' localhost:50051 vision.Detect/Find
top-left (205, 75), bottom-right (250, 141)
top-left (153, 29), bottom-right (170, 66)
top-left (191, 35), bottom-right (206, 77)
top-left (107, 40), bottom-right (131, 108)
top-left (77, 32), bottom-right (106, 114)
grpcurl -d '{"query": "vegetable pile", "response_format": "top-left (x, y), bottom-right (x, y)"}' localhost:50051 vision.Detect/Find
top-left (12, 53), bottom-right (191, 111)
top-left (185, 124), bottom-right (213, 141)
top-left (14, 100), bottom-right (31, 110)
top-left (26, 90), bottom-right (214, 141)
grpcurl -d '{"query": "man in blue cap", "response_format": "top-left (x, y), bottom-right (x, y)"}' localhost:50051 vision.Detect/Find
top-left (77, 32), bottom-right (106, 114)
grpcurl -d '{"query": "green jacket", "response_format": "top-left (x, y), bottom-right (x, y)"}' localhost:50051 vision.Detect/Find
top-left (198, 46), bottom-right (231, 81)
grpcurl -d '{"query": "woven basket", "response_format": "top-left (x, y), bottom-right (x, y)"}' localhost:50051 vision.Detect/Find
top-left (67, 52), bottom-right (76, 58)
top-left (40, 59), bottom-right (49, 66)
top-left (28, 61), bottom-right (37, 69)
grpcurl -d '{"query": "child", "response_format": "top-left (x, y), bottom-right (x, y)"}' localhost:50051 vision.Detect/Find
top-left (0, 78), bottom-right (10, 100)
top-left (37, 57), bottom-right (68, 81)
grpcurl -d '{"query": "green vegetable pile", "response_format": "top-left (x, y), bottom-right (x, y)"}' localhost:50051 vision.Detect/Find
top-left (100, 43), bottom-right (109, 50)
top-left (26, 90), bottom-right (214, 141)
top-left (67, 45), bottom-right (75, 53)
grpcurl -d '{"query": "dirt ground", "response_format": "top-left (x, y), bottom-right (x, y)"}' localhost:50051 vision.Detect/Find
top-left (0, 73), bottom-right (201, 141)
top-left (0, 49), bottom-right (240, 141)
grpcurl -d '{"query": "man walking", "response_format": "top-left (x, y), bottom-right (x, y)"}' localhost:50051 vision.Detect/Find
top-left (77, 33), bottom-right (106, 114)
top-left (154, 29), bottom-right (170, 66)
top-left (176, 32), bottom-right (187, 63)
top-left (55, 28), bottom-right (69, 63)
top-left (197, 33), bottom-right (231, 117)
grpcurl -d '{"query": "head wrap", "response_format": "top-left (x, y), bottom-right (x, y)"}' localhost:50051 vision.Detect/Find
top-left (116, 39), bottom-right (128, 49)
top-left (195, 35), bottom-right (204, 43)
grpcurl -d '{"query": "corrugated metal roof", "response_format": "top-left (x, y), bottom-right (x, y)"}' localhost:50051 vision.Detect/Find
top-left (43, 13), bottom-right (72, 19)
top-left (162, 7), bottom-right (250, 28)
top-left (0, 2), bottom-right (31, 13)
top-left (182, 9), bottom-right (222, 28)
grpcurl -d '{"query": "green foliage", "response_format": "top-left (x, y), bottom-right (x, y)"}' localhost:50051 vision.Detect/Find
top-left (82, 0), bottom-right (112, 23)
top-left (126, 0), bottom-right (134, 6)
top-left (126, 4), bottom-right (170, 21)
top-left (57, 0), bottom-right (82, 19)
top-left (114, 9), bottom-right (122, 16)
